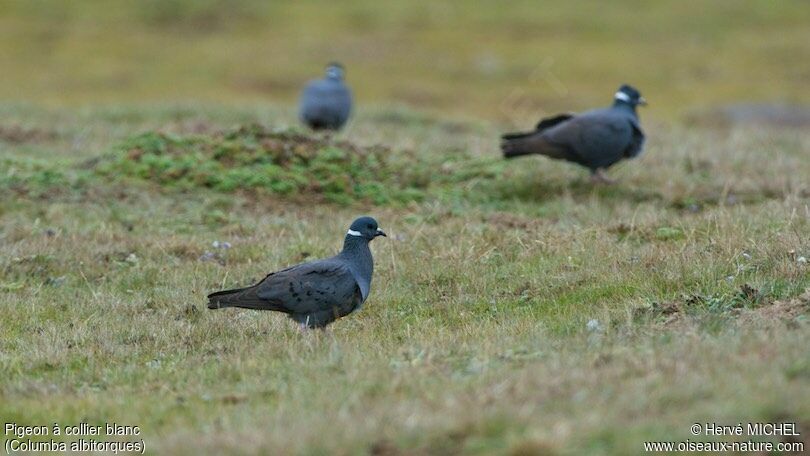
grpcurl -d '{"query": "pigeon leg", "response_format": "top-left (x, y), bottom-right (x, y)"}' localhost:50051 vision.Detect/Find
top-left (590, 168), bottom-right (617, 185)
top-left (299, 316), bottom-right (313, 333)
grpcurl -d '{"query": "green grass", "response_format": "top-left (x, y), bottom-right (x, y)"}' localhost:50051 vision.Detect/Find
top-left (95, 125), bottom-right (452, 205)
top-left (1, 104), bottom-right (808, 455)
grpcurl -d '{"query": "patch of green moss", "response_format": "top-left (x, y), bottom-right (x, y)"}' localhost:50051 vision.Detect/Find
top-left (0, 158), bottom-right (80, 198)
top-left (98, 124), bottom-right (445, 205)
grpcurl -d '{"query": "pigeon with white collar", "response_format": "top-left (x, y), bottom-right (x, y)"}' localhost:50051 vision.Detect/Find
top-left (501, 84), bottom-right (646, 183)
top-left (207, 216), bottom-right (385, 328)
top-left (299, 62), bottom-right (353, 131)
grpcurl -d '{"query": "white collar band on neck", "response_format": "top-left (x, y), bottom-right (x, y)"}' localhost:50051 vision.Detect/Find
top-left (327, 68), bottom-right (343, 79)
top-left (614, 91), bottom-right (631, 103)
top-left (347, 229), bottom-right (363, 237)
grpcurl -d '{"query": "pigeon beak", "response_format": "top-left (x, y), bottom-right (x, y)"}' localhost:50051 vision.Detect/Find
top-left (638, 97), bottom-right (648, 106)
top-left (376, 228), bottom-right (387, 237)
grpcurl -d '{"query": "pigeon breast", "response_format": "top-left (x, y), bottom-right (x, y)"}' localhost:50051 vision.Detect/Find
top-left (299, 79), bottom-right (352, 129)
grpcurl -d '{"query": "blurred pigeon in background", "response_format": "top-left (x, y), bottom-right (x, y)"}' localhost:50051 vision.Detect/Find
top-left (501, 84), bottom-right (646, 183)
top-left (299, 62), bottom-right (353, 131)
top-left (208, 216), bottom-right (385, 329)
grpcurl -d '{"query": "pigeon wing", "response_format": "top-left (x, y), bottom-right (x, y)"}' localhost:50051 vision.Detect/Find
top-left (299, 81), bottom-right (325, 122)
top-left (545, 113), bottom-right (633, 169)
top-left (535, 113), bottom-right (574, 132)
top-left (255, 260), bottom-right (360, 315)
top-left (501, 113), bottom-right (574, 141)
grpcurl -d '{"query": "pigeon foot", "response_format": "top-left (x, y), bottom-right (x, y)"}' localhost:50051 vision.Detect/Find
top-left (590, 168), bottom-right (617, 185)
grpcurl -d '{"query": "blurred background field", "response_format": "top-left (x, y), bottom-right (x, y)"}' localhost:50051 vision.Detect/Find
top-left (1, 0), bottom-right (809, 121)
top-left (2, 1), bottom-right (809, 455)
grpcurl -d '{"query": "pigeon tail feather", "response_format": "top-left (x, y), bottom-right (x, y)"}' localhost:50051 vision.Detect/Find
top-left (501, 132), bottom-right (534, 158)
top-left (501, 133), bottom-right (567, 160)
top-left (207, 286), bottom-right (273, 310)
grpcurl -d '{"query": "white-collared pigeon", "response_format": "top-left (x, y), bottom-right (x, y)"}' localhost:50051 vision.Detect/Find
top-left (501, 84), bottom-right (646, 183)
top-left (207, 217), bottom-right (385, 328)
top-left (298, 62), bottom-right (353, 131)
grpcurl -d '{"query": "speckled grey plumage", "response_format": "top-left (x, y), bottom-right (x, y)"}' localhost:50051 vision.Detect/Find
top-left (299, 63), bottom-right (353, 131)
top-left (207, 217), bottom-right (384, 328)
top-left (501, 84), bottom-right (646, 175)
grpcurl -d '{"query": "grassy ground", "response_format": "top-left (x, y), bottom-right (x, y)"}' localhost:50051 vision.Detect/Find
top-left (1, 1), bottom-right (809, 454)
top-left (1, 104), bottom-right (808, 454)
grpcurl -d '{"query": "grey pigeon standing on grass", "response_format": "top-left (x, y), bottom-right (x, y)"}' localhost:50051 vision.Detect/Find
top-left (299, 62), bottom-right (353, 131)
top-left (207, 217), bottom-right (385, 329)
top-left (501, 84), bottom-right (647, 183)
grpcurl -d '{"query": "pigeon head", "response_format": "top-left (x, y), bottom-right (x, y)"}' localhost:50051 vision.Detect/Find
top-left (347, 216), bottom-right (386, 241)
top-left (325, 62), bottom-right (345, 81)
top-left (614, 84), bottom-right (647, 107)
